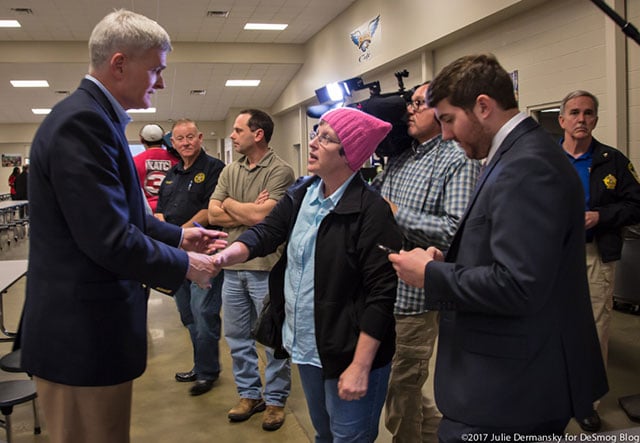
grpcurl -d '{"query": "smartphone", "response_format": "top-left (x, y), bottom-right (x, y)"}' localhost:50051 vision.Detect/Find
top-left (377, 243), bottom-right (398, 254)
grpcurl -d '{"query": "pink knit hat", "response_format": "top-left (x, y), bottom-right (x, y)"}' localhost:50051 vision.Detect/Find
top-left (320, 107), bottom-right (392, 171)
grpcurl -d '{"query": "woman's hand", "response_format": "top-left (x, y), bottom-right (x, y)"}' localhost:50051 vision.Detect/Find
top-left (337, 361), bottom-right (370, 401)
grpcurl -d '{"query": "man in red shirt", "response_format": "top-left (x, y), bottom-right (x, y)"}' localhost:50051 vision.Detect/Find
top-left (133, 123), bottom-right (179, 212)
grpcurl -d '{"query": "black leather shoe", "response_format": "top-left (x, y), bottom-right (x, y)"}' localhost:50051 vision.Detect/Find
top-left (175, 370), bottom-right (197, 382)
top-left (189, 379), bottom-right (215, 396)
top-left (578, 410), bottom-right (601, 432)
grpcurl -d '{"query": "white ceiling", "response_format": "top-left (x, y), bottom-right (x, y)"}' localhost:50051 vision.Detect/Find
top-left (0, 0), bottom-right (357, 124)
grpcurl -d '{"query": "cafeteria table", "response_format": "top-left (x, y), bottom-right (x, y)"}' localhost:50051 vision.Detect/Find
top-left (0, 259), bottom-right (27, 342)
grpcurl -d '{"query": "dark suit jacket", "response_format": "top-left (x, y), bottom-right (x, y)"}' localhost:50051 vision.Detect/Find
top-left (21, 78), bottom-right (189, 386)
top-left (425, 117), bottom-right (608, 426)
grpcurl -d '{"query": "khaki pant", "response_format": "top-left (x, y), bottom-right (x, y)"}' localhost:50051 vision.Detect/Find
top-left (385, 311), bottom-right (441, 443)
top-left (35, 377), bottom-right (132, 443)
top-left (585, 242), bottom-right (616, 369)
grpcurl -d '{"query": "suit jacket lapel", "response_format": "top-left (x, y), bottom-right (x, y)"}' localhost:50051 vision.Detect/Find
top-left (446, 117), bottom-right (538, 261)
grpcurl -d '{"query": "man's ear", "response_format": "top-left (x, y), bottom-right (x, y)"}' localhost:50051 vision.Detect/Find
top-left (110, 52), bottom-right (126, 79)
top-left (558, 114), bottom-right (566, 129)
top-left (253, 128), bottom-right (265, 143)
top-left (475, 94), bottom-right (492, 117)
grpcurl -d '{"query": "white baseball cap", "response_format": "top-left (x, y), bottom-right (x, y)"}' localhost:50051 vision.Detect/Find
top-left (140, 124), bottom-right (165, 143)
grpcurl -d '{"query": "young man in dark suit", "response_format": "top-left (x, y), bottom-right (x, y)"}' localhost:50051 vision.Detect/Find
top-left (389, 54), bottom-right (608, 442)
top-left (21, 10), bottom-right (226, 443)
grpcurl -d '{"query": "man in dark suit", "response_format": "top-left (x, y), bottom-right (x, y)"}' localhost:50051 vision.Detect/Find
top-left (389, 54), bottom-right (608, 441)
top-left (20, 10), bottom-right (226, 443)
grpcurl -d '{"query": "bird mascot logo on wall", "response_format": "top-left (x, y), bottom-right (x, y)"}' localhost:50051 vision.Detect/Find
top-left (350, 15), bottom-right (380, 62)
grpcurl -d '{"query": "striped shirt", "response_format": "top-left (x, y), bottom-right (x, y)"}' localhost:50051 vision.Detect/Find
top-left (381, 135), bottom-right (479, 314)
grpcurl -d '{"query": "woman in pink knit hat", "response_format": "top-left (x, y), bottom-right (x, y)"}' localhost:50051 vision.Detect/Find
top-left (213, 107), bottom-right (402, 441)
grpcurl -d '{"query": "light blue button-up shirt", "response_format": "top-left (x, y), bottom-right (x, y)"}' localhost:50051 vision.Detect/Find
top-left (282, 174), bottom-right (355, 367)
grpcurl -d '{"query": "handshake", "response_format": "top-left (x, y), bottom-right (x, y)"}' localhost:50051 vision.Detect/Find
top-left (181, 226), bottom-right (235, 288)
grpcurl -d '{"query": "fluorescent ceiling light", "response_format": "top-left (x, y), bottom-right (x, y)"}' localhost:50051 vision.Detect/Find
top-left (225, 80), bottom-right (261, 87)
top-left (540, 108), bottom-right (560, 113)
top-left (11, 80), bottom-right (49, 88)
top-left (244, 23), bottom-right (288, 31)
top-left (0, 20), bottom-right (21, 28)
top-left (127, 107), bottom-right (157, 114)
top-left (32, 108), bottom-right (51, 115)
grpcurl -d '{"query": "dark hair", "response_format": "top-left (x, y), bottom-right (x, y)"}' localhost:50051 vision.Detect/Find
top-left (239, 109), bottom-right (274, 143)
top-left (427, 54), bottom-right (518, 112)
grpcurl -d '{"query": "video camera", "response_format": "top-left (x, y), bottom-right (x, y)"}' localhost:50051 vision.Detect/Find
top-left (308, 70), bottom-right (415, 158)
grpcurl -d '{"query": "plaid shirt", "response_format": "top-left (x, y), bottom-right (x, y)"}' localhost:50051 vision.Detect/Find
top-left (381, 135), bottom-right (480, 314)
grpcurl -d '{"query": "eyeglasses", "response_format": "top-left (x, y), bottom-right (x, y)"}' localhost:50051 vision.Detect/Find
top-left (309, 131), bottom-right (341, 148)
top-left (173, 133), bottom-right (197, 142)
top-left (407, 99), bottom-right (427, 112)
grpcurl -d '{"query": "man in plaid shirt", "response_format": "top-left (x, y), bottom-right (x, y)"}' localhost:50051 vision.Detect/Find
top-left (382, 82), bottom-right (480, 442)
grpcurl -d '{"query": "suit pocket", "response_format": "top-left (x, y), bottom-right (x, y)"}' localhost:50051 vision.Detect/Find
top-left (463, 329), bottom-right (528, 360)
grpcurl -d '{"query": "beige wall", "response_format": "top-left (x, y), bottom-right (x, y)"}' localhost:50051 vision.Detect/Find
top-left (276, 0), bottom-right (638, 173)
top-left (270, 107), bottom-right (307, 178)
top-left (271, 0), bottom-right (547, 114)
top-left (436, 0), bottom-right (636, 161)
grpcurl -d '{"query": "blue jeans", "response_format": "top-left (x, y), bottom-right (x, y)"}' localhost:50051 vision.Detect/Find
top-left (222, 270), bottom-right (291, 406)
top-left (173, 272), bottom-right (223, 380)
top-left (298, 363), bottom-right (391, 443)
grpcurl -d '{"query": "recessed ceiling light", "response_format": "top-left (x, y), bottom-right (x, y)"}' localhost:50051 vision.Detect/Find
top-left (127, 107), bottom-right (157, 114)
top-left (0, 20), bottom-right (21, 28)
top-left (32, 108), bottom-right (51, 115)
top-left (244, 23), bottom-right (288, 31)
top-left (540, 108), bottom-right (560, 113)
top-left (207, 10), bottom-right (230, 18)
top-left (225, 80), bottom-right (261, 87)
top-left (11, 80), bottom-right (49, 88)
top-left (10, 8), bottom-right (33, 15)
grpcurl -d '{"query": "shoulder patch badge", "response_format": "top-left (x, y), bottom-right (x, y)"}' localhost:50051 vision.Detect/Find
top-left (603, 174), bottom-right (617, 190)
top-left (628, 162), bottom-right (640, 184)
top-left (194, 172), bottom-right (205, 184)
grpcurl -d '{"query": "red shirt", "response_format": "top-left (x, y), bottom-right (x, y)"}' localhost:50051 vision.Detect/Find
top-left (133, 148), bottom-right (179, 212)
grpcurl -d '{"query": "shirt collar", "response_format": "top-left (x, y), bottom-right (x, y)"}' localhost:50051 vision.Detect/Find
top-left (559, 137), bottom-right (595, 160)
top-left (486, 111), bottom-right (527, 164)
top-left (175, 149), bottom-right (205, 173)
top-left (414, 134), bottom-right (442, 156)
top-left (309, 173), bottom-right (356, 207)
top-left (84, 74), bottom-right (132, 130)
top-left (240, 148), bottom-right (274, 169)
